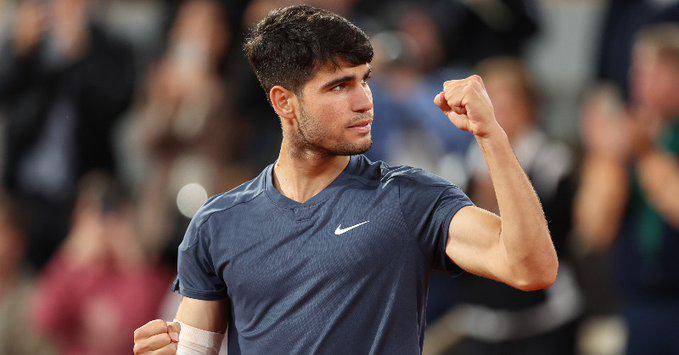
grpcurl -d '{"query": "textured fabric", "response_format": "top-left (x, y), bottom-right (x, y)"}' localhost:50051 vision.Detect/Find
top-left (172, 155), bottom-right (473, 354)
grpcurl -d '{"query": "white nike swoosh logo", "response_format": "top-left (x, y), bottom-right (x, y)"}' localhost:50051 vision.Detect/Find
top-left (335, 221), bottom-right (370, 235)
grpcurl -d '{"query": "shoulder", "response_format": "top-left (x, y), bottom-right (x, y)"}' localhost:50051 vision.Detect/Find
top-left (351, 155), bottom-right (459, 190)
top-left (191, 167), bottom-right (269, 229)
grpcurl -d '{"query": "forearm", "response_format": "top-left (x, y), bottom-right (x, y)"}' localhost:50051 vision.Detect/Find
top-left (573, 153), bottom-right (628, 251)
top-left (477, 127), bottom-right (556, 286)
top-left (637, 150), bottom-right (679, 228)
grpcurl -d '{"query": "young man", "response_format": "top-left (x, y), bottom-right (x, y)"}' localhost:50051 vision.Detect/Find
top-left (133, 5), bottom-right (557, 355)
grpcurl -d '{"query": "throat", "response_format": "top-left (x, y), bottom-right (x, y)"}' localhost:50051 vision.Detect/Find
top-left (273, 148), bottom-right (350, 203)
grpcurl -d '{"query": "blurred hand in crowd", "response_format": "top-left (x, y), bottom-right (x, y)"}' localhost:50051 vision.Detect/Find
top-left (580, 85), bottom-right (632, 162)
top-left (575, 85), bottom-right (632, 252)
top-left (60, 174), bottom-right (146, 270)
top-left (13, 0), bottom-right (92, 61)
top-left (13, 0), bottom-right (48, 56)
top-left (50, 0), bottom-right (91, 60)
top-left (142, 0), bottom-right (230, 158)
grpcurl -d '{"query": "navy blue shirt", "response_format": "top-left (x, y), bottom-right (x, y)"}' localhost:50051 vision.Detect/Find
top-left (172, 155), bottom-right (474, 354)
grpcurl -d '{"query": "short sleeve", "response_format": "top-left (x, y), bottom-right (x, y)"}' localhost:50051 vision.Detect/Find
top-left (171, 216), bottom-right (228, 300)
top-left (396, 169), bottom-right (474, 275)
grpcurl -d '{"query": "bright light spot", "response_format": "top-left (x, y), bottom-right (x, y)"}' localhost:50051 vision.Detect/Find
top-left (176, 183), bottom-right (208, 218)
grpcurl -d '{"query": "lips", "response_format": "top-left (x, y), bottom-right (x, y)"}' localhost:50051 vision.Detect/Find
top-left (348, 119), bottom-right (372, 134)
top-left (348, 119), bottom-right (373, 128)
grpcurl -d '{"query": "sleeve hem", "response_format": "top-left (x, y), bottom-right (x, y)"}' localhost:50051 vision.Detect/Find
top-left (171, 278), bottom-right (228, 301)
top-left (439, 201), bottom-right (475, 277)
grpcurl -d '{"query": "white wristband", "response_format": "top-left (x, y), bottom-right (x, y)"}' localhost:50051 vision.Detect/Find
top-left (173, 319), bottom-right (225, 355)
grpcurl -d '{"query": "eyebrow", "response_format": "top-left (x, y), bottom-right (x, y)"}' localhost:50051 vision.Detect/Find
top-left (320, 67), bottom-right (372, 91)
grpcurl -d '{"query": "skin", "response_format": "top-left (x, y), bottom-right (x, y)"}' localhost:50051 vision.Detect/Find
top-left (133, 63), bottom-right (558, 354)
top-left (575, 44), bottom-right (679, 252)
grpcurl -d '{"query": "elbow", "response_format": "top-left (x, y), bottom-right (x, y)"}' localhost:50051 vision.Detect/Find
top-left (509, 241), bottom-right (559, 291)
top-left (512, 267), bottom-right (558, 292)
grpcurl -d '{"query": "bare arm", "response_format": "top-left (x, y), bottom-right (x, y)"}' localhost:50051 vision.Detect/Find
top-left (175, 297), bottom-right (229, 333)
top-left (573, 154), bottom-right (629, 251)
top-left (434, 76), bottom-right (557, 291)
top-left (133, 297), bottom-right (228, 355)
top-left (637, 150), bottom-right (679, 228)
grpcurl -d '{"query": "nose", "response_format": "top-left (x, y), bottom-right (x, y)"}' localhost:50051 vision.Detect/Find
top-left (352, 83), bottom-right (373, 113)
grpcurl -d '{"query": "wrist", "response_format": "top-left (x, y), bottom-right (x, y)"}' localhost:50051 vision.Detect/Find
top-left (588, 149), bottom-right (628, 165)
top-left (637, 149), bottom-right (664, 170)
top-left (475, 124), bottom-right (509, 146)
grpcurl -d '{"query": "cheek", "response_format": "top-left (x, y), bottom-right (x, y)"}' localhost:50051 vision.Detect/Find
top-left (314, 98), bottom-right (348, 130)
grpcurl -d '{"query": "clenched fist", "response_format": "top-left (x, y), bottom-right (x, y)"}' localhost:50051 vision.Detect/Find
top-left (434, 75), bottom-right (503, 139)
top-left (133, 319), bottom-right (180, 354)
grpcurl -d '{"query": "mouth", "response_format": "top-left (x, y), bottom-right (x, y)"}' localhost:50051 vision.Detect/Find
top-left (348, 119), bottom-right (373, 134)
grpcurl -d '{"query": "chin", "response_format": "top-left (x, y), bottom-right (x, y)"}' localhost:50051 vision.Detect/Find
top-left (329, 138), bottom-right (372, 156)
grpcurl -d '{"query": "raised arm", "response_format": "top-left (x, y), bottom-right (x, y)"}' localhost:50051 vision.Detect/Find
top-left (434, 75), bottom-right (558, 291)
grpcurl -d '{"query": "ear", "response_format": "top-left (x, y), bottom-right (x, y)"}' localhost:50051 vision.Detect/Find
top-left (269, 85), bottom-right (297, 122)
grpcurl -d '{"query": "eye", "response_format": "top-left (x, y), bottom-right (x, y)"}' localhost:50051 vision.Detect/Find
top-left (332, 83), bottom-right (347, 92)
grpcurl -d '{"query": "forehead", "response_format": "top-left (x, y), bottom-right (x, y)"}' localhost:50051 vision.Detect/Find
top-left (304, 62), bottom-right (371, 88)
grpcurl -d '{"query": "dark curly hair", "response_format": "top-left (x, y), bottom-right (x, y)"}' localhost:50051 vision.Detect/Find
top-left (244, 5), bottom-right (373, 96)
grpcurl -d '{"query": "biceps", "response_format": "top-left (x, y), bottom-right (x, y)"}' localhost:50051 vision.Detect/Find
top-left (175, 297), bottom-right (229, 333)
top-left (445, 206), bottom-right (508, 282)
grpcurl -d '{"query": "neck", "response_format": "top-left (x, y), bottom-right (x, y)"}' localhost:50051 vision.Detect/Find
top-left (273, 139), bottom-right (351, 203)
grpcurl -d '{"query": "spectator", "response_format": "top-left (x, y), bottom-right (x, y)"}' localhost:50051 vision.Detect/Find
top-left (575, 23), bottom-right (679, 354)
top-left (0, 0), bottom-right (135, 270)
top-left (31, 173), bottom-right (172, 355)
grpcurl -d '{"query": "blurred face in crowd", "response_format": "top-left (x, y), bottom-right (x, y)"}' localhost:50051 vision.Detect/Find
top-left (632, 43), bottom-right (679, 118)
top-left (484, 69), bottom-right (535, 140)
top-left (287, 62), bottom-right (374, 155)
top-left (171, 0), bottom-right (229, 72)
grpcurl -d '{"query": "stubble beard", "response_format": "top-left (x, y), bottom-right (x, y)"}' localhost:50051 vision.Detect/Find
top-left (295, 105), bottom-right (372, 157)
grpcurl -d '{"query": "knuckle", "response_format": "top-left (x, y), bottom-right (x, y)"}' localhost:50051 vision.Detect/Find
top-left (133, 327), bottom-right (144, 341)
top-left (151, 319), bottom-right (167, 327)
top-left (152, 319), bottom-right (167, 332)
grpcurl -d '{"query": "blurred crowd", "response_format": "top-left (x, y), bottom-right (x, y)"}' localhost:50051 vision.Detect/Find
top-left (0, 0), bottom-right (677, 354)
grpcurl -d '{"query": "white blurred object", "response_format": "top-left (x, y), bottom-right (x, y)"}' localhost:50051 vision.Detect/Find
top-left (578, 315), bottom-right (627, 355)
top-left (176, 183), bottom-right (208, 218)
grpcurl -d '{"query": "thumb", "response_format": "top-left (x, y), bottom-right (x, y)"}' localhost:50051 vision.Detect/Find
top-left (167, 321), bottom-right (181, 342)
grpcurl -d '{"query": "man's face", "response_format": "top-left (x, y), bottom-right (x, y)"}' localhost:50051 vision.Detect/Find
top-left (632, 44), bottom-right (679, 117)
top-left (293, 62), bottom-right (374, 155)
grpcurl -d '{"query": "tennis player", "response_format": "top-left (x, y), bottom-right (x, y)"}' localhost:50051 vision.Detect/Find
top-left (133, 5), bottom-right (557, 355)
